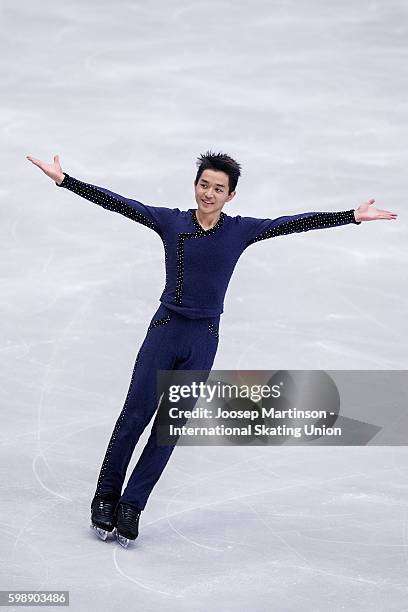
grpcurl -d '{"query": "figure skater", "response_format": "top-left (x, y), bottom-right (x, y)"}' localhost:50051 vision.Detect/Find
top-left (26, 151), bottom-right (397, 547)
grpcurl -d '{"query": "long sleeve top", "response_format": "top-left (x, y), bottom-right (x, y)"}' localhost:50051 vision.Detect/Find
top-left (56, 173), bottom-right (361, 319)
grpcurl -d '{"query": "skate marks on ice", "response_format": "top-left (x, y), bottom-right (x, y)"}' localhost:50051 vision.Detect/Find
top-left (112, 446), bottom-right (408, 604)
top-left (110, 454), bottom-right (271, 599)
top-left (113, 547), bottom-right (179, 598)
top-left (29, 291), bottom-right (100, 502)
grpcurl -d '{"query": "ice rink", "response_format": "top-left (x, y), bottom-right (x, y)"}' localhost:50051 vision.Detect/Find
top-left (1, 0), bottom-right (407, 610)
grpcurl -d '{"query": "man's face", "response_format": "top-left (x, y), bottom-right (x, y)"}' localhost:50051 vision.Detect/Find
top-left (194, 169), bottom-right (236, 215)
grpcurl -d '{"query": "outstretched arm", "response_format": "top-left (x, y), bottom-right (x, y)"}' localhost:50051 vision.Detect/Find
top-left (55, 173), bottom-right (167, 235)
top-left (241, 199), bottom-right (397, 249)
top-left (26, 154), bottom-right (169, 236)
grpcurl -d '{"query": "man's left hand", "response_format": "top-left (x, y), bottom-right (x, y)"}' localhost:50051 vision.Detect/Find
top-left (354, 199), bottom-right (398, 222)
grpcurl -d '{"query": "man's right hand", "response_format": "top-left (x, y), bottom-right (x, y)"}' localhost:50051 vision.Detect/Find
top-left (26, 154), bottom-right (65, 185)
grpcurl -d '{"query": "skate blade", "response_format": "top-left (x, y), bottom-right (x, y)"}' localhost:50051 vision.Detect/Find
top-left (115, 530), bottom-right (131, 548)
top-left (90, 524), bottom-right (111, 541)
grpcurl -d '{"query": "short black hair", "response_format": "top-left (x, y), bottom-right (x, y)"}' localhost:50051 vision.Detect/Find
top-left (194, 150), bottom-right (242, 195)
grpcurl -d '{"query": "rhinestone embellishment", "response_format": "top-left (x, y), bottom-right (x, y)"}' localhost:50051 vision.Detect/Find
top-left (190, 209), bottom-right (225, 234)
top-left (147, 315), bottom-right (171, 331)
top-left (174, 210), bottom-right (226, 304)
top-left (56, 173), bottom-right (161, 235)
top-left (94, 315), bottom-right (171, 496)
top-left (94, 349), bottom-right (142, 497)
top-left (246, 210), bottom-right (360, 247)
top-left (208, 322), bottom-right (219, 338)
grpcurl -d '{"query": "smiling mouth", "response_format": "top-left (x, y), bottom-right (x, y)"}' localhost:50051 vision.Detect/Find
top-left (202, 199), bottom-right (214, 205)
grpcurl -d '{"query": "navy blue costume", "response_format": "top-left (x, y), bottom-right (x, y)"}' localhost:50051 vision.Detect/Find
top-left (56, 173), bottom-right (361, 510)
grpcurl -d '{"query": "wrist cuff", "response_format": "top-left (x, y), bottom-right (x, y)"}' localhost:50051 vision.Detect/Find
top-left (56, 173), bottom-right (69, 187)
top-left (350, 209), bottom-right (361, 225)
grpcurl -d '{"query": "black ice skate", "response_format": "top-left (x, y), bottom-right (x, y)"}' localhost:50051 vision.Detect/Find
top-left (115, 502), bottom-right (141, 548)
top-left (90, 498), bottom-right (118, 541)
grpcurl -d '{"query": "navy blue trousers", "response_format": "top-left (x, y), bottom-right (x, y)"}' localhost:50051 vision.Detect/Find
top-left (91, 304), bottom-right (220, 511)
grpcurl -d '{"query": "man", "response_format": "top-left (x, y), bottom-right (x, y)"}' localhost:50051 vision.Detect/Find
top-left (26, 150), bottom-right (397, 547)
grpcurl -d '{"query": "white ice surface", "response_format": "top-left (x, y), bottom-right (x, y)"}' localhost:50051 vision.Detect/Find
top-left (1, 0), bottom-right (408, 610)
